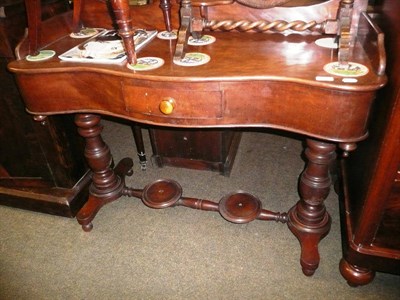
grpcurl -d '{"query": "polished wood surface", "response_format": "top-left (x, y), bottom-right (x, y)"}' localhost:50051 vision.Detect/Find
top-left (338, 0), bottom-right (400, 286)
top-left (10, 31), bottom-right (384, 139)
top-left (8, 0), bottom-right (386, 277)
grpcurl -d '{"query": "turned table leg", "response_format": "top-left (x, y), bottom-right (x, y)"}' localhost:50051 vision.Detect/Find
top-left (288, 139), bottom-right (336, 275)
top-left (75, 114), bottom-right (129, 231)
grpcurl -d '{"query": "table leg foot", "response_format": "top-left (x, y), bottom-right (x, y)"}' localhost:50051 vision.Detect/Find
top-left (288, 204), bottom-right (331, 276)
top-left (76, 159), bottom-right (132, 231)
top-left (82, 223), bottom-right (94, 232)
top-left (114, 157), bottom-right (134, 178)
top-left (76, 194), bottom-right (105, 231)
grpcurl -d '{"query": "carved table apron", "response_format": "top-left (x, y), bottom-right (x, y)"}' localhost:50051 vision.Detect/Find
top-left (9, 30), bottom-right (386, 276)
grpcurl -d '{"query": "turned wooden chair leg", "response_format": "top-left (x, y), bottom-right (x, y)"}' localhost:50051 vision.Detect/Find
top-left (159, 0), bottom-right (173, 32)
top-left (288, 139), bottom-right (336, 275)
top-left (131, 124), bottom-right (147, 170)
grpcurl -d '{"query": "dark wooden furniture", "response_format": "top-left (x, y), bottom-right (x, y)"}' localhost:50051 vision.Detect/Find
top-left (149, 128), bottom-right (241, 176)
top-left (338, 0), bottom-right (400, 286)
top-left (8, 0), bottom-right (386, 277)
top-left (0, 0), bottom-right (89, 217)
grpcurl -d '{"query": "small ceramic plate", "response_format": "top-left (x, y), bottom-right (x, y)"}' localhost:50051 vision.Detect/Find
top-left (127, 57), bottom-right (164, 71)
top-left (70, 28), bottom-right (99, 39)
top-left (157, 30), bottom-right (178, 40)
top-left (174, 52), bottom-right (210, 67)
top-left (315, 37), bottom-right (338, 49)
top-left (188, 35), bottom-right (216, 46)
top-left (323, 61), bottom-right (369, 77)
top-left (26, 50), bottom-right (56, 62)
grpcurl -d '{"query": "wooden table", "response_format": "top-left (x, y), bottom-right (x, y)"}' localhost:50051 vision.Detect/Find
top-left (8, 0), bottom-right (386, 277)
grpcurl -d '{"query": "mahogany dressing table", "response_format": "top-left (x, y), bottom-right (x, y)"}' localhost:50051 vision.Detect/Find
top-left (8, 0), bottom-right (386, 278)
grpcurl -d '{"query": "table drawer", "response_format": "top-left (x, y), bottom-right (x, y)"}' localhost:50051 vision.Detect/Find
top-left (123, 84), bottom-right (223, 119)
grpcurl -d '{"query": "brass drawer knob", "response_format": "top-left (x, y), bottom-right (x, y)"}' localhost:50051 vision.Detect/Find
top-left (159, 98), bottom-right (175, 115)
